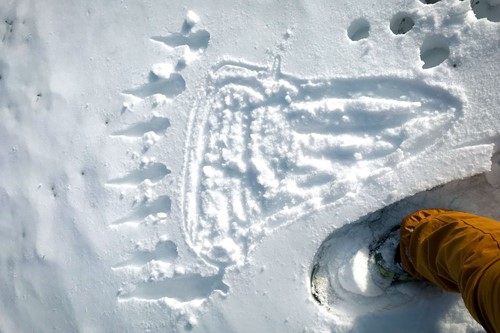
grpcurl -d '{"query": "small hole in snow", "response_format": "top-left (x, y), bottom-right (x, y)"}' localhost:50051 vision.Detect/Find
top-left (420, 35), bottom-right (450, 69)
top-left (347, 18), bottom-right (370, 41)
top-left (470, 0), bottom-right (500, 22)
top-left (390, 13), bottom-right (415, 35)
top-left (420, 0), bottom-right (442, 3)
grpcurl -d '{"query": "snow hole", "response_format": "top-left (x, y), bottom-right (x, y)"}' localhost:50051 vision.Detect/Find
top-left (420, 35), bottom-right (450, 69)
top-left (390, 13), bottom-right (415, 35)
top-left (347, 18), bottom-right (370, 41)
top-left (420, 0), bottom-right (442, 4)
top-left (470, 0), bottom-right (500, 22)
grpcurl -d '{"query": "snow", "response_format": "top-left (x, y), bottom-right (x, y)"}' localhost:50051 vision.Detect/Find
top-left (185, 11), bottom-right (200, 28)
top-left (0, 0), bottom-right (499, 332)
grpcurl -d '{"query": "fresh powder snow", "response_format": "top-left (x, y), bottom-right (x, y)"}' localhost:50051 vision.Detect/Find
top-left (0, 0), bottom-right (499, 332)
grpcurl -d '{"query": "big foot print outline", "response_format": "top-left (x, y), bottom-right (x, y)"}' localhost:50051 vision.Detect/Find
top-left (311, 170), bottom-right (498, 331)
top-left (182, 57), bottom-right (463, 267)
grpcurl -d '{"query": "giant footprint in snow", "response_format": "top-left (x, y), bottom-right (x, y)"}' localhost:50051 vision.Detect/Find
top-left (182, 58), bottom-right (463, 267)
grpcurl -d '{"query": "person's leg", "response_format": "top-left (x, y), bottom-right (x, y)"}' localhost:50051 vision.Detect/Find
top-left (399, 209), bottom-right (500, 333)
top-left (475, 259), bottom-right (500, 333)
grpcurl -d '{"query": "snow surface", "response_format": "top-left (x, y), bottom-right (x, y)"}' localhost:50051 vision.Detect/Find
top-left (0, 0), bottom-right (499, 332)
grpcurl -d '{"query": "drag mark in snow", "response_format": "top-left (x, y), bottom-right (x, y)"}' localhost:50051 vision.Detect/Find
top-left (113, 239), bottom-right (178, 268)
top-left (112, 195), bottom-right (171, 226)
top-left (107, 163), bottom-right (171, 186)
top-left (151, 29), bottom-right (210, 52)
top-left (118, 270), bottom-right (228, 302)
top-left (182, 58), bottom-right (463, 267)
top-left (123, 73), bottom-right (186, 99)
top-left (111, 116), bottom-right (171, 137)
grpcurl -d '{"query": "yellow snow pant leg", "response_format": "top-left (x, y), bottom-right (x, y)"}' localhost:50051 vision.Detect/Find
top-left (399, 209), bottom-right (500, 333)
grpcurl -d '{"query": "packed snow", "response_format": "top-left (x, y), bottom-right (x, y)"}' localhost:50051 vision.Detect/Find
top-left (0, 0), bottom-right (499, 332)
